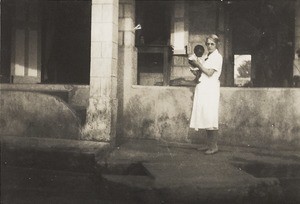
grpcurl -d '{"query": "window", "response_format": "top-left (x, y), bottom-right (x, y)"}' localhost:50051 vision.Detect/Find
top-left (1, 0), bottom-right (91, 84)
top-left (135, 0), bottom-right (172, 86)
top-left (234, 55), bottom-right (252, 87)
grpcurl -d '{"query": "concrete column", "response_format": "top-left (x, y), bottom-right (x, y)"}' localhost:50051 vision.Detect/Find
top-left (117, 0), bottom-right (137, 141)
top-left (118, 0), bottom-right (136, 85)
top-left (0, 0), bottom-right (2, 72)
top-left (295, 0), bottom-right (300, 51)
top-left (83, 0), bottom-right (119, 142)
top-left (294, 0), bottom-right (300, 86)
top-left (221, 2), bottom-right (234, 87)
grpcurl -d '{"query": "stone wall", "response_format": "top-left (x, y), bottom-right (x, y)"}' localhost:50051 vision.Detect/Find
top-left (123, 86), bottom-right (300, 150)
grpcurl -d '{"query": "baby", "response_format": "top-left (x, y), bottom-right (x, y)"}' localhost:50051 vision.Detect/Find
top-left (189, 54), bottom-right (200, 71)
top-left (188, 45), bottom-right (204, 83)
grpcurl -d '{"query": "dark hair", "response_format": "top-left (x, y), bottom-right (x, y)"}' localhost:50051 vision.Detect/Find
top-left (194, 45), bottom-right (204, 54)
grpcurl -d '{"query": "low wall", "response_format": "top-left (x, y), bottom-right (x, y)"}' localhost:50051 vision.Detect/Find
top-left (2, 84), bottom-right (299, 149)
top-left (123, 86), bottom-right (300, 149)
top-left (0, 84), bottom-right (90, 107)
top-left (0, 90), bottom-right (83, 139)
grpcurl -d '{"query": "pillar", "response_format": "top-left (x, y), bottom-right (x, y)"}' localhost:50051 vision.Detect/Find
top-left (294, 0), bottom-right (300, 86)
top-left (117, 0), bottom-right (136, 141)
top-left (295, 0), bottom-right (300, 51)
top-left (0, 0), bottom-right (2, 73)
top-left (83, 0), bottom-right (119, 142)
top-left (221, 2), bottom-right (234, 87)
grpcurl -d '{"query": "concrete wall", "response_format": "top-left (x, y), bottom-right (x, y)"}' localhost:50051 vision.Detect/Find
top-left (118, 0), bottom-right (300, 150)
top-left (0, 91), bottom-right (82, 139)
top-left (0, 84), bottom-right (90, 107)
top-left (123, 86), bottom-right (300, 150)
top-left (0, 84), bottom-right (90, 140)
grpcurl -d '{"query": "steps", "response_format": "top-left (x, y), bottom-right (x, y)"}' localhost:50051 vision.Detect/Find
top-left (1, 136), bottom-right (111, 203)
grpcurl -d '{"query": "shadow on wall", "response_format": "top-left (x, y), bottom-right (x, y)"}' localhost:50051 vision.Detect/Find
top-left (0, 91), bottom-right (82, 139)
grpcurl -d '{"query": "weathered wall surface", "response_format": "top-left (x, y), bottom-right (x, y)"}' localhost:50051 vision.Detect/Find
top-left (0, 84), bottom-right (89, 107)
top-left (123, 86), bottom-right (300, 149)
top-left (123, 86), bottom-right (194, 142)
top-left (83, 0), bottom-right (119, 142)
top-left (0, 91), bottom-right (82, 139)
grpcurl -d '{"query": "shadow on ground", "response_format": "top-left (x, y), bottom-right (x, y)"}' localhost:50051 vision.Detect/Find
top-left (1, 138), bottom-right (300, 204)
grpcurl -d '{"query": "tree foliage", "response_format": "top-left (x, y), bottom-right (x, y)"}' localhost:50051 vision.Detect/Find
top-left (237, 60), bottom-right (251, 78)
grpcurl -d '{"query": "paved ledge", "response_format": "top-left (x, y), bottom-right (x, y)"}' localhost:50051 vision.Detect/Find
top-left (1, 136), bottom-right (112, 175)
top-left (99, 139), bottom-right (300, 203)
top-left (1, 136), bottom-right (111, 160)
top-left (2, 137), bottom-right (299, 203)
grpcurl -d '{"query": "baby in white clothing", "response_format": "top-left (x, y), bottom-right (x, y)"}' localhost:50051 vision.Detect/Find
top-left (189, 54), bottom-right (200, 71)
top-left (188, 45), bottom-right (205, 82)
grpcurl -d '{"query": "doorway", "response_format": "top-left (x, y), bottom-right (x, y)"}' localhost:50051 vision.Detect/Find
top-left (42, 0), bottom-right (91, 84)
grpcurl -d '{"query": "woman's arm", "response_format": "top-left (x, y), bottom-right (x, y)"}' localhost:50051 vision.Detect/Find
top-left (189, 60), bottom-right (215, 77)
top-left (190, 69), bottom-right (202, 77)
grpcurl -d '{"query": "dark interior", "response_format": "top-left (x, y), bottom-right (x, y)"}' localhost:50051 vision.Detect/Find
top-left (0, 1), bottom-right (12, 83)
top-left (230, 0), bottom-right (295, 87)
top-left (0, 0), bottom-right (91, 84)
top-left (42, 0), bottom-right (91, 84)
top-left (135, 0), bottom-right (171, 46)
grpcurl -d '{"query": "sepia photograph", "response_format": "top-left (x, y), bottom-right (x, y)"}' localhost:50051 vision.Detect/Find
top-left (1, 0), bottom-right (300, 203)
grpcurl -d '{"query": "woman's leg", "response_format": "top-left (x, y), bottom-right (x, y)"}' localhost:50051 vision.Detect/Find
top-left (197, 132), bottom-right (209, 151)
top-left (205, 130), bottom-right (218, 154)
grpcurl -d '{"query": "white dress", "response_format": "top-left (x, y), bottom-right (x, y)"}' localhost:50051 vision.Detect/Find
top-left (190, 49), bottom-right (223, 130)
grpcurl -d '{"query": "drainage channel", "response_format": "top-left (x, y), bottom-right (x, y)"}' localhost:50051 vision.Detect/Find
top-left (232, 158), bottom-right (300, 204)
top-left (96, 162), bottom-right (160, 203)
top-left (100, 162), bottom-right (153, 177)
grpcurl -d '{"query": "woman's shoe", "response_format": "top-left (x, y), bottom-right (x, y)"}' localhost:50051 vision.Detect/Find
top-left (204, 146), bottom-right (218, 155)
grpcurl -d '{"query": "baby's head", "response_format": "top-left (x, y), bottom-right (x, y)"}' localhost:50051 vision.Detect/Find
top-left (194, 45), bottom-right (204, 57)
top-left (296, 48), bottom-right (300, 58)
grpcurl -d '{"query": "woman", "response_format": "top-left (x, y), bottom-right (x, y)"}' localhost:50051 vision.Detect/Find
top-left (189, 34), bottom-right (223, 155)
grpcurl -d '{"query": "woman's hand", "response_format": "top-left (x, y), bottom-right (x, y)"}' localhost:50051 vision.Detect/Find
top-left (189, 60), bottom-right (215, 77)
top-left (190, 69), bottom-right (198, 76)
top-left (188, 60), bottom-right (198, 67)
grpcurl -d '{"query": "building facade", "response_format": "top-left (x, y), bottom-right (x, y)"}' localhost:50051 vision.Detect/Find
top-left (1, 0), bottom-right (300, 149)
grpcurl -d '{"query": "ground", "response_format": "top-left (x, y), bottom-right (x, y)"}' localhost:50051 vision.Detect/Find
top-left (1, 137), bottom-right (300, 204)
